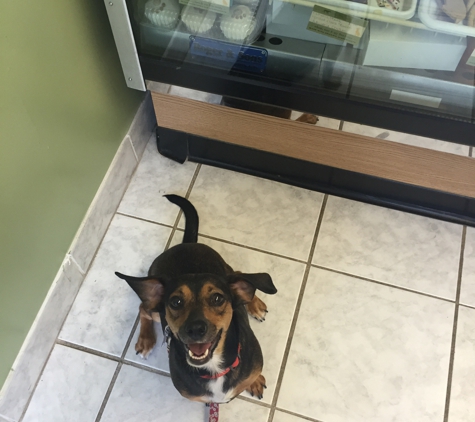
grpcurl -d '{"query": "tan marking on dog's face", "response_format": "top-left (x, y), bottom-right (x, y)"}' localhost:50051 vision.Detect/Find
top-left (200, 282), bottom-right (233, 355)
top-left (165, 281), bottom-right (233, 346)
top-left (165, 285), bottom-right (194, 336)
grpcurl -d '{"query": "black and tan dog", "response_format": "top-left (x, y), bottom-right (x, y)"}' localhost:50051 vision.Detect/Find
top-left (116, 195), bottom-right (277, 403)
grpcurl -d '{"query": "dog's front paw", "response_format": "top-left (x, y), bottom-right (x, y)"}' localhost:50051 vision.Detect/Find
top-left (135, 335), bottom-right (156, 359)
top-left (246, 295), bottom-right (268, 322)
top-left (246, 374), bottom-right (266, 400)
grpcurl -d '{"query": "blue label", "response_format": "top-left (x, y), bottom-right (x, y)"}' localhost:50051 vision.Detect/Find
top-left (189, 36), bottom-right (267, 74)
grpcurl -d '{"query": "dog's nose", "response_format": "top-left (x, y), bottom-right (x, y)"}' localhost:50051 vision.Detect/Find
top-left (185, 320), bottom-right (208, 340)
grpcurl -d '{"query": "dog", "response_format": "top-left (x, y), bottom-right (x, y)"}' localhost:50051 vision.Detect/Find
top-left (115, 195), bottom-right (277, 403)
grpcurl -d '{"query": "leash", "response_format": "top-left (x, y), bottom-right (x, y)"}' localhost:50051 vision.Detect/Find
top-left (207, 403), bottom-right (219, 422)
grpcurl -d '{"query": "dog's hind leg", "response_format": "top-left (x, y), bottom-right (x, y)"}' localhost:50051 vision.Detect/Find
top-left (135, 304), bottom-right (157, 358)
top-left (246, 295), bottom-right (268, 322)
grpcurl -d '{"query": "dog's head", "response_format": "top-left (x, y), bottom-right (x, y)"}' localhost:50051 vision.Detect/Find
top-left (116, 271), bottom-right (276, 367)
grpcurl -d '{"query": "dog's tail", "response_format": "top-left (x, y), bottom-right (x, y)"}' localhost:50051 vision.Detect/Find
top-left (164, 194), bottom-right (199, 243)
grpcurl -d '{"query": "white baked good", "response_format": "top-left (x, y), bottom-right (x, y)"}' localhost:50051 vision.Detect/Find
top-left (220, 5), bottom-right (256, 41)
top-left (145, 0), bottom-right (181, 29)
top-left (181, 6), bottom-right (217, 34)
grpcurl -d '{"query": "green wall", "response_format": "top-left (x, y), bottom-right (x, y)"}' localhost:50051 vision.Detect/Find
top-left (0, 1), bottom-right (144, 386)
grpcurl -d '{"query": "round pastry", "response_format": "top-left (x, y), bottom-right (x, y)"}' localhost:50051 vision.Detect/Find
top-left (144, 0), bottom-right (181, 29)
top-left (220, 5), bottom-right (256, 42)
top-left (181, 6), bottom-right (217, 34)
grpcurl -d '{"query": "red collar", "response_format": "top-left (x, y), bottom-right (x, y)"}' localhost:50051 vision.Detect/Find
top-left (200, 344), bottom-right (241, 380)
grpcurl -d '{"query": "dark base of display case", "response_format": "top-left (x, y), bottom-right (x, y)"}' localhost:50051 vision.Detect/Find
top-left (156, 126), bottom-right (475, 227)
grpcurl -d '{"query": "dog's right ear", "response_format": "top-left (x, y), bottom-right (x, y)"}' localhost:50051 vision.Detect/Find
top-left (115, 272), bottom-right (166, 309)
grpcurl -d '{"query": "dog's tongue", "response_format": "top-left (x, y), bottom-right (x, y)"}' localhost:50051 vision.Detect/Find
top-left (188, 342), bottom-right (212, 356)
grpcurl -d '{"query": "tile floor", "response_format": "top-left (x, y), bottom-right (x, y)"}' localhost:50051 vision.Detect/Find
top-left (18, 118), bottom-right (475, 422)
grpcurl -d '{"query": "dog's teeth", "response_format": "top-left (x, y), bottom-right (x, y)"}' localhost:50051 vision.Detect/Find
top-left (188, 347), bottom-right (209, 360)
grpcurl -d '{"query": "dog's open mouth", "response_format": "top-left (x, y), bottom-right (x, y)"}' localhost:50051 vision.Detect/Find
top-left (185, 331), bottom-right (221, 365)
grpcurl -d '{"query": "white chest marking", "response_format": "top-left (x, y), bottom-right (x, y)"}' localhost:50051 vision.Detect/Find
top-left (205, 377), bottom-right (235, 404)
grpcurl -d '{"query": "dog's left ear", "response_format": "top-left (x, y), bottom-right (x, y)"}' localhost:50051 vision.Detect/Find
top-left (115, 272), bottom-right (167, 310)
top-left (227, 272), bottom-right (277, 304)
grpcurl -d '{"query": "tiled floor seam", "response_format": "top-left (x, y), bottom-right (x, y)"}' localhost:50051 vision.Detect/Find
top-left (275, 407), bottom-right (325, 422)
top-left (311, 264), bottom-right (456, 304)
top-left (94, 363), bottom-right (122, 422)
top-left (93, 164), bottom-right (203, 420)
top-left (116, 212), bottom-right (175, 229)
top-left (443, 225), bottom-right (467, 422)
top-left (56, 339), bottom-right (172, 377)
top-left (267, 195), bottom-right (329, 422)
top-left (115, 214), bottom-right (309, 265)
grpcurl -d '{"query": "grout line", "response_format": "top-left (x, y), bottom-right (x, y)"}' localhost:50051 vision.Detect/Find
top-left (274, 407), bottom-right (325, 422)
top-left (235, 396), bottom-right (272, 408)
top-left (115, 217), bottom-right (308, 265)
top-left (116, 212), bottom-right (175, 229)
top-left (197, 233), bottom-right (308, 265)
top-left (338, 120), bottom-right (344, 131)
top-left (121, 360), bottom-right (171, 378)
top-left (469, 146), bottom-right (473, 157)
top-left (92, 162), bottom-right (204, 419)
top-left (94, 362), bottom-right (123, 422)
top-left (121, 314), bottom-right (141, 359)
top-left (460, 302), bottom-right (475, 310)
top-left (311, 265), bottom-right (457, 304)
top-left (57, 337), bottom-right (172, 378)
top-left (165, 164), bottom-right (202, 250)
top-left (443, 226), bottom-right (467, 422)
top-left (55, 340), bottom-right (122, 363)
top-left (267, 195), bottom-right (328, 422)
top-left (128, 135), bottom-right (139, 162)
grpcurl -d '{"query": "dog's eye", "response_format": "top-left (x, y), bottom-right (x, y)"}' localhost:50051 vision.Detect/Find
top-left (169, 296), bottom-right (184, 310)
top-left (211, 293), bottom-right (225, 306)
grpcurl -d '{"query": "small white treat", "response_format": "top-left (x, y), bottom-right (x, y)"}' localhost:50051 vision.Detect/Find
top-left (220, 5), bottom-right (256, 42)
top-left (145, 0), bottom-right (181, 29)
top-left (181, 6), bottom-right (217, 34)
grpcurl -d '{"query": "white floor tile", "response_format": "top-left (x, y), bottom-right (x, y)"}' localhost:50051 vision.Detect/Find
top-left (448, 306), bottom-right (475, 422)
top-left (125, 233), bottom-right (306, 405)
top-left (71, 137), bottom-right (139, 273)
top-left (278, 267), bottom-right (454, 422)
top-left (461, 227), bottom-right (475, 307)
top-left (314, 196), bottom-right (462, 299)
top-left (342, 122), bottom-right (470, 156)
top-left (60, 214), bottom-right (171, 356)
top-left (186, 166), bottom-right (324, 260)
top-left (22, 345), bottom-right (116, 422)
top-left (118, 137), bottom-right (197, 225)
top-left (101, 364), bottom-right (270, 422)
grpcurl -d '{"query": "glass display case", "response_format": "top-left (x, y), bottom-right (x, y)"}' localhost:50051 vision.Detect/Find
top-left (105, 0), bottom-right (475, 224)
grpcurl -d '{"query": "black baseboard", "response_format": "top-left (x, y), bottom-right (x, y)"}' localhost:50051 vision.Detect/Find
top-left (156, 127), bottom-right (475, 227)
